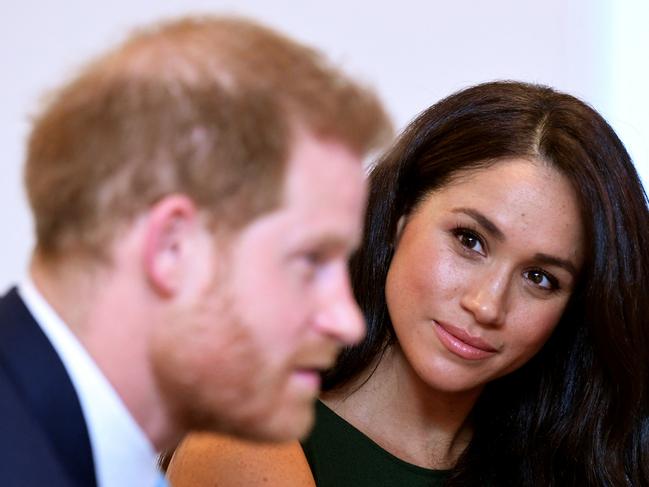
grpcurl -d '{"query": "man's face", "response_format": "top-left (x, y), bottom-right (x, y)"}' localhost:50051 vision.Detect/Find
top-left (152, 131), bottom-right (367, 441)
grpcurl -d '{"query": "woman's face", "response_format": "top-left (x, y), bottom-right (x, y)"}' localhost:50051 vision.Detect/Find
top-left (385, 158), bottom-right (584, 394)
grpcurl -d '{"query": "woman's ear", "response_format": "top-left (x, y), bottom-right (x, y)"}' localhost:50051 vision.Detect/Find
top-left (142, 194), bottom-right (200, 298)
top-left (393, 215), bottom-right (407, 249)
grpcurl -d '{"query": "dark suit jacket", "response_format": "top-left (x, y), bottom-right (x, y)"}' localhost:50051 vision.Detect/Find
top-left (0, 287), bottom-right (97, 487)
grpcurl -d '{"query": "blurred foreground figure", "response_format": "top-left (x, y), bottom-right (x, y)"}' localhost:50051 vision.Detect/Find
top-left (0, 16), bottom-right (391, 487)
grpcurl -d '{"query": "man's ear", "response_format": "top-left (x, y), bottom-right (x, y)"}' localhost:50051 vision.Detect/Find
top-left (142, 194), bottom-right (202, 297)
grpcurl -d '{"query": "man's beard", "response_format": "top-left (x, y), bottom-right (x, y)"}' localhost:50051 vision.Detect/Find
top-left (149, 313), bottom-right (280, 440)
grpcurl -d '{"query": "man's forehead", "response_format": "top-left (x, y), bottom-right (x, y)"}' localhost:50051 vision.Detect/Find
top-left (282, 133), bottom-right (364, 201)
top-left (286, 129), bottom-right (362, 170)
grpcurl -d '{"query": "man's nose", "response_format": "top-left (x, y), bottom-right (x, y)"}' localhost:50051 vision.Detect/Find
top-left (313, 269), bottom-right (366, 346)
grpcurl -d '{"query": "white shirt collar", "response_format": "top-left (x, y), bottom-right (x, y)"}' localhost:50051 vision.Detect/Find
top-left (18, 277), bottom-right (160, 487)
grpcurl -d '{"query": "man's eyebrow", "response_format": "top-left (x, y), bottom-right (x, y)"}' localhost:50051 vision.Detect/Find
top-left (297, 234), bottom-right (360, 255)
top-left (533, 253), bottom-right (579, 278)
top-left (452, 208), bottom-right (505, 242)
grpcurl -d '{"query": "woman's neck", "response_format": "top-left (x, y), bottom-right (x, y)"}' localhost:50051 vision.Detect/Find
top-left (321, 344), bottom-right (481, 470)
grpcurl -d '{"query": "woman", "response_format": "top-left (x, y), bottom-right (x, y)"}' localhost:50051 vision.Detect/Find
top-left (166, 81), bottom-right (649, 486)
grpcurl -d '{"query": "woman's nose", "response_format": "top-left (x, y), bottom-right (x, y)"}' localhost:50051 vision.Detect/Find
top-left (459, 269), bottom-right (509, 327)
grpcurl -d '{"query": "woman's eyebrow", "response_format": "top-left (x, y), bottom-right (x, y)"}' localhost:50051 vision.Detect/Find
top-left (452, 207), bottom-right (579, 278)
top-left (452, 207), bottom-right (505, 241)
top-left (533, 253), bottom-right (579, 278)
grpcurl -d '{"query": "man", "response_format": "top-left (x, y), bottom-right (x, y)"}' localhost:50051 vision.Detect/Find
top-left (0, 16), bottom-right (391, 486)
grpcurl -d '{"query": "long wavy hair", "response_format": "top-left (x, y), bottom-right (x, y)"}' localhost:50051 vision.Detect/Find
top-left (323, 81), bottom-right (649, 486)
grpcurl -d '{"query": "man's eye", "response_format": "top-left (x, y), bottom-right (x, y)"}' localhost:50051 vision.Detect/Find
top-left (303, 251), bottom-right (323, 266)
top-left (523, 269), bottom-right (559, 291)
top-left (453, 228), bottom-right (485, 255)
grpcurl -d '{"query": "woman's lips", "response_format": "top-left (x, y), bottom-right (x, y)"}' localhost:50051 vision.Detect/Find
top-left (433, 321), bottom-right (498, 360)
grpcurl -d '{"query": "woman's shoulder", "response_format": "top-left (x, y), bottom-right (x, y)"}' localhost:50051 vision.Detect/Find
top-left (166, 432), bottom-right (316, 487)
top-left (304, 400), bottom-right (449, 486)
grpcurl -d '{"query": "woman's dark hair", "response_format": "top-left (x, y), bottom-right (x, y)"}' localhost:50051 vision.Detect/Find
top-left (323, 81), bottom-right (649, 485)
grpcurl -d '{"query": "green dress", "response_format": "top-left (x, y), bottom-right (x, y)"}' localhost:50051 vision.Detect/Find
top-left (301, 400), bottom-right (449, 486)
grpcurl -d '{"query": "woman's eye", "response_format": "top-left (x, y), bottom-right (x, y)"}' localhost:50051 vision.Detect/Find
top-left (454, 229), bottom-right (485, 255)
top-left (524, 269), bottom-right (558, 291)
